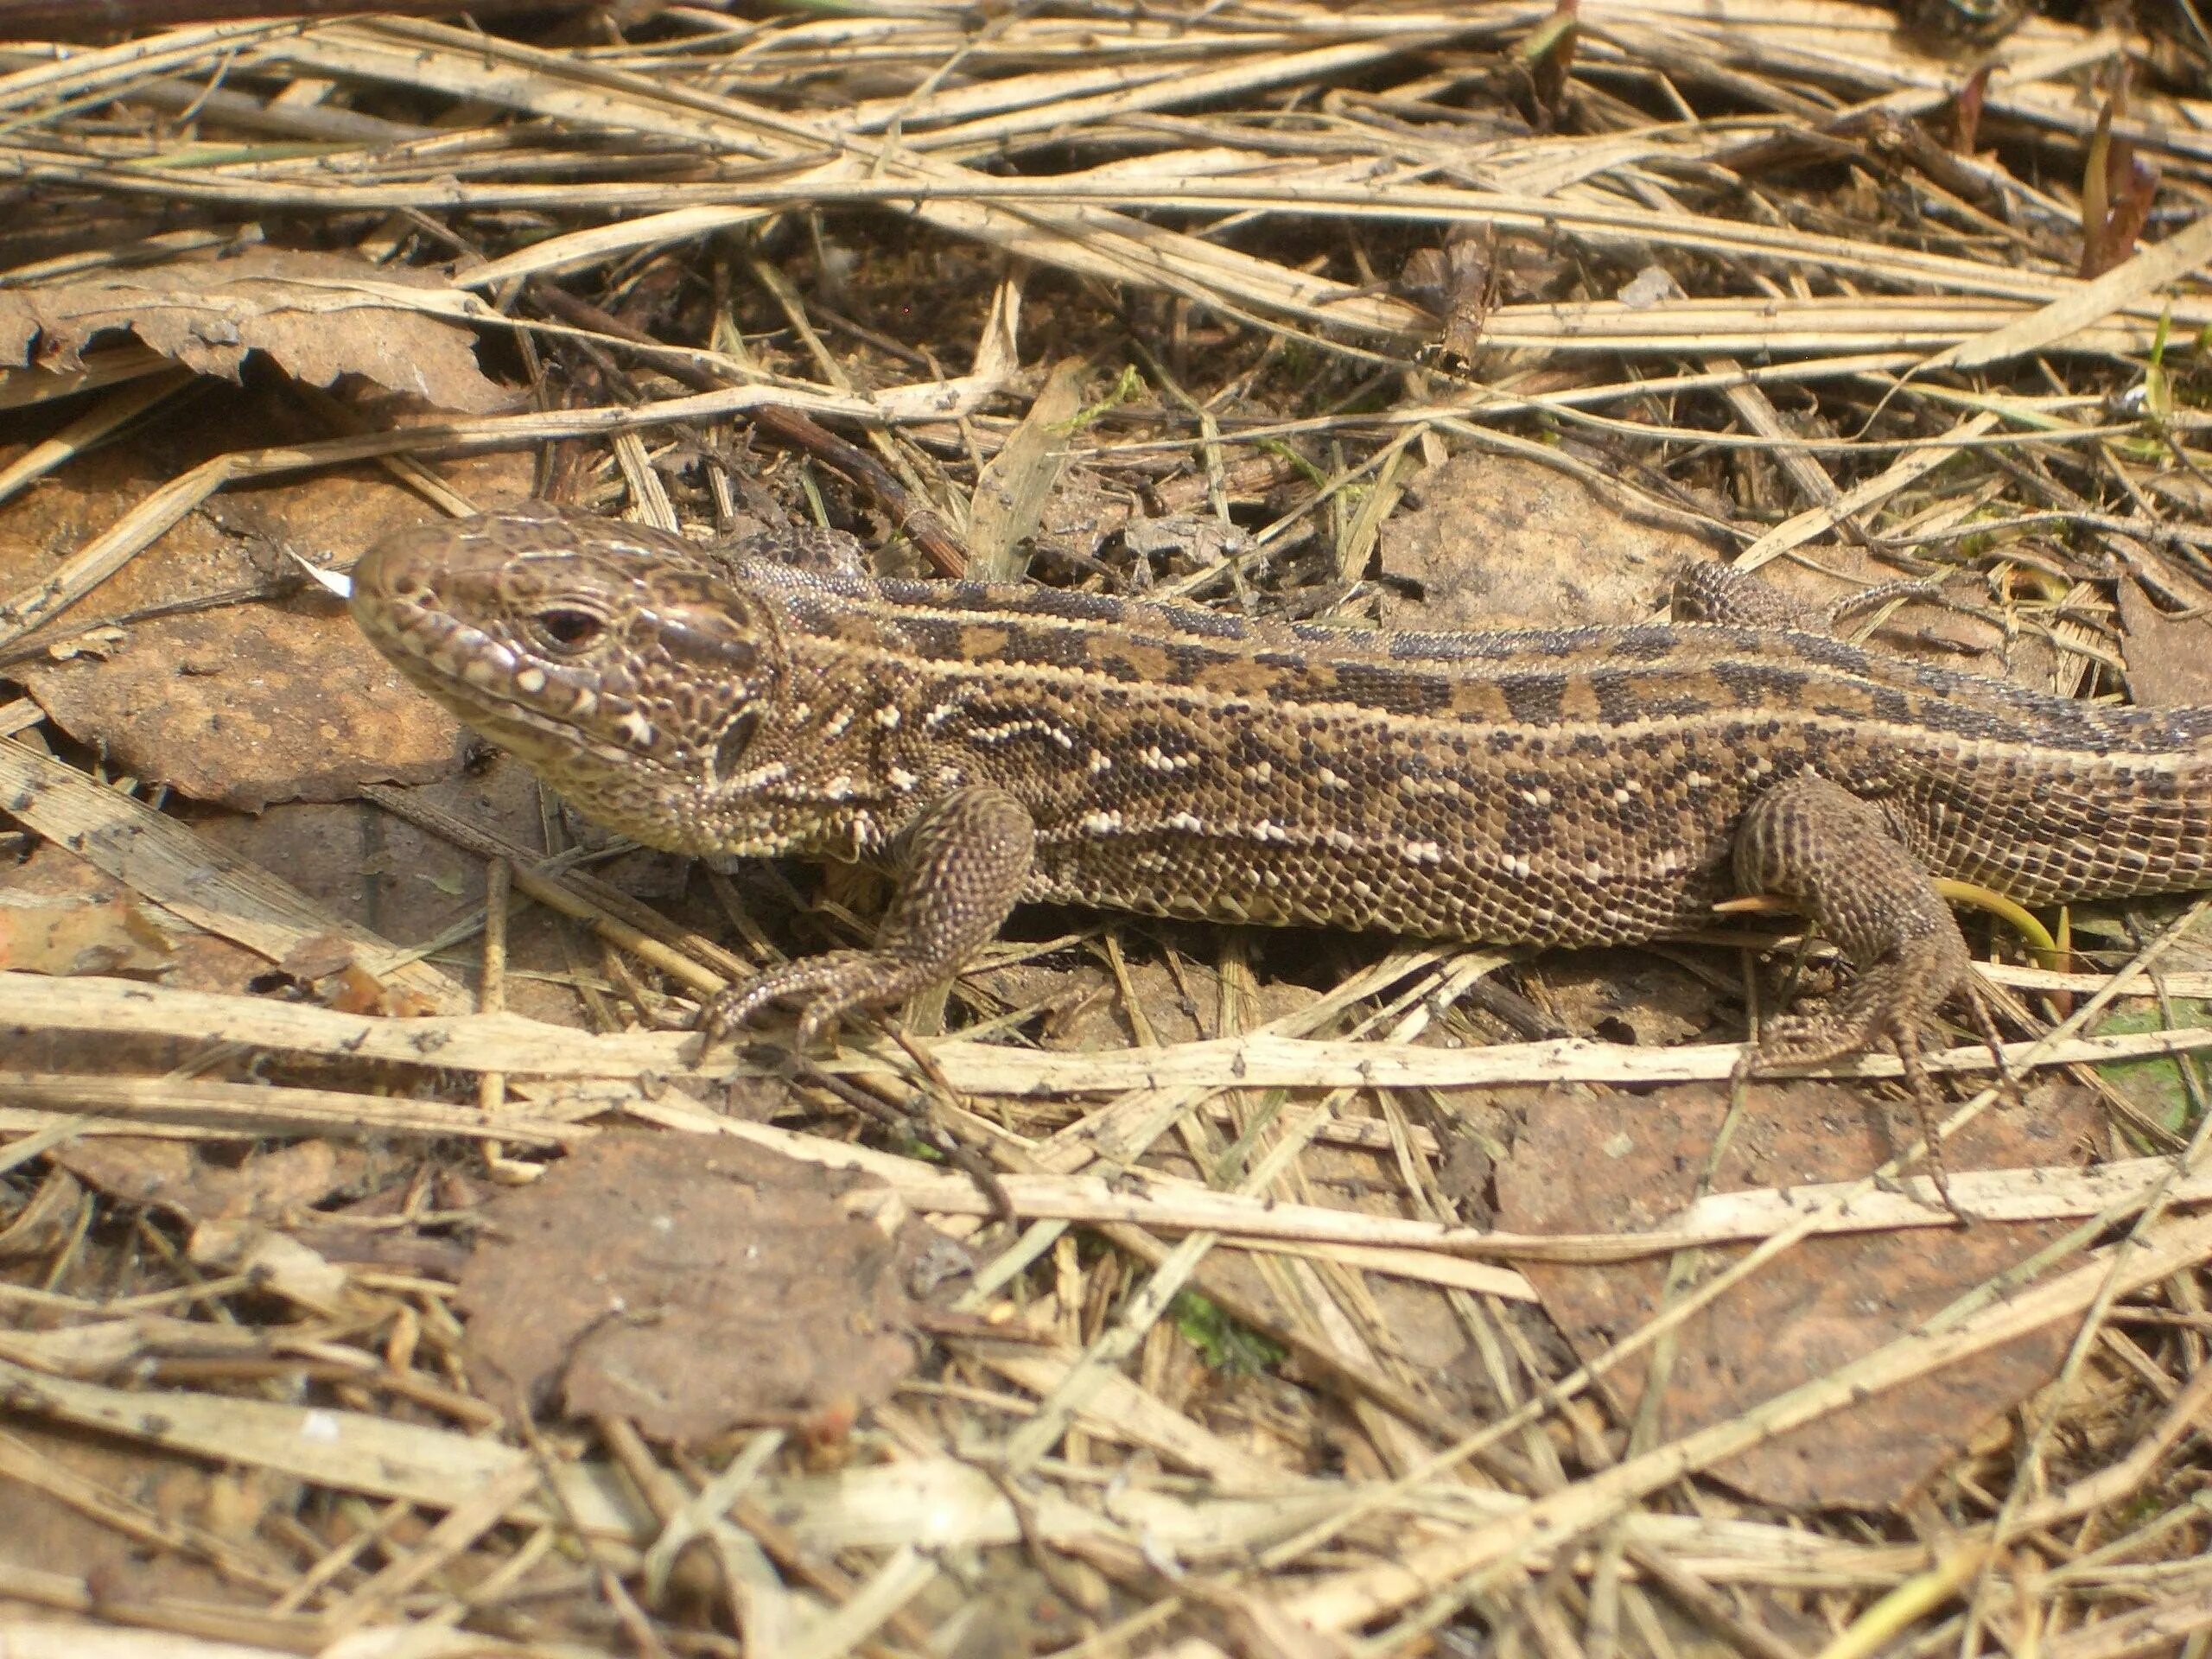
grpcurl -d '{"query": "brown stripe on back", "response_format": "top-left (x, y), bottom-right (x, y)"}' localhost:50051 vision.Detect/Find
top-left (1497, 672), bottom-right (1567, 725)
top-left (749, 562), bottom-right (2212, 760)
top-left (1715, 660), bottom-right (1812, 708)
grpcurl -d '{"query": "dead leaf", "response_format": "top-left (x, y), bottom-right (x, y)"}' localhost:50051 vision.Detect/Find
top-left (188, 1221), bottom-right (349, 1313)
top-left (46, 1136), bottom-right (199, 1212)
top-left (1120, 514), bottom-right (1252, 571)
top-left (1033, 465), bottom-right (1139, 569)
top-left (1378, 450), bottom-right (1710, 631)
top-left (0, 844), bottom-right (275, 1077)
top-left (17, 601), bottom-right (463, 810)
top-left (49, 1137), bottom-right (368, 1228)
top-left (0, 247), bottom-right (511, 413)
top-left (0, 890), bottom-right (169, 976)
top-left (1496, 1081), bottom-right (2096, 1509)
top-left (2116, 580), bottom-right (2212, 709)
top-left (456, 1133), bottom-right (944, 1444)
top-left (277, 932), bottom-right (356, 983)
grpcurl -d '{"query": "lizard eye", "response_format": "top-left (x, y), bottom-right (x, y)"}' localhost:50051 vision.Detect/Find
top-left (531, 607), bottom-right (607, 653)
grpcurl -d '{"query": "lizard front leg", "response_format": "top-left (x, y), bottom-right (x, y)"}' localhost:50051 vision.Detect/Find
top-left (700, 785), bottom-right (1036, 1050)
top-left (1733, 774), bottom-right (1979, 1205)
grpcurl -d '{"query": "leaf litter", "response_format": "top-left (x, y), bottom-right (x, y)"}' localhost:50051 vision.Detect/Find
top-left (0, 3), bottom-right (2207, 1658)
top-left (456, 1132), bottom-right (954, 1446)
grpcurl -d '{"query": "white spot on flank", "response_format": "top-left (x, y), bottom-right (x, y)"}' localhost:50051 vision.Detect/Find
top-left (1683, 772), bottom-right (1713, 790)
top-left (973, 719), bottom-right (1076, 750)
top-left (1164, 811), bottom-right (1207, 834)
top-left (1402, 840), bottom-right (1444, 866)
top-left (1504, 855), bottom-right (1533, 878)
top-left (887, 767), bottom-right (918, 790)
top-left (1325, 829), bottom-right (1358, 852)
top-left (1246, 760), bottom-right (1272, 784)
top-left (821, 775), bottom-right (857, 801)
top-left (819, 709), bottom-right (854, 740)
top-left (733, 762), bottom-right (789, 789)
top-left (1080, 810), bottom-right (1123, 835)
top-left (1521, 785), bottom-right (1554, 808)
top-left (1139, 747), bottom-right (1192, 772)
top-left (875, 703), bottom-right (901, 728)
top-left (923, 701), bottom-right (961, 731)
top-left (1318, 768), bottom-right (1349, 791)
top-left (1088, 752), bottom-right (1114, 774)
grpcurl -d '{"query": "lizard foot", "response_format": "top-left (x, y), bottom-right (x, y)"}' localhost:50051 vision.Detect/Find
top-left (696, 950), bottom-right (943, 1055)
top-left (1734, 772), bottom-right (1981, 1222)
top-left (1744, 1007), bottom-right (1967, 1223)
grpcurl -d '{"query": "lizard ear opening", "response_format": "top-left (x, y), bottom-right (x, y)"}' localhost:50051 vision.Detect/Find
top-left (709, 708), bottom-right (761, 784)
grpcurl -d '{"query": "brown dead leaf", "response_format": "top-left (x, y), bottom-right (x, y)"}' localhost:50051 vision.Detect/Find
top-left (456, 1133), bottom-right (945, 1444)
top-left (276, 931), bottom-right (357, 983)
top-left (2117, 579), bottom-right (2212, 709)
top-left (0, 1421), bottom-right (260, 1622)
top-left (17, 600), bottom-right (463, 810)
top-left (49, 1137), bottom-right (369, 1228)
top-left (1033, 465), bottom-right (1139, 569)
top-left (0, 247), bottom-right (511, 413)
top-left (1377, 450), bottom-right (1711, 631)
top-left (0, 844), bottom-right (275, 1077)
top-left (1496, 1081), bottom-right (2097, 1509)
top-left (188, 1221), bottom-right (349, 1313)
top-left (265, 932), bottom-right (433, 1016)
top-left (0, 889), bottom-right (169, 976)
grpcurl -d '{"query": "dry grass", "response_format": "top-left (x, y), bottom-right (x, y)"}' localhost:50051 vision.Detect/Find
top-left (1, 3), bottom-right (2210, 1656)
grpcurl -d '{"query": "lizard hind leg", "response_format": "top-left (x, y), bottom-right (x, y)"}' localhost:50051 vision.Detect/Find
top-left (1732, 772), bottom-right (1979, 1216)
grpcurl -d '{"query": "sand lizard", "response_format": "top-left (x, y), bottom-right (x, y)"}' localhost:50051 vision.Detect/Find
top-left (349, 504), bottom-right (2212, 1084)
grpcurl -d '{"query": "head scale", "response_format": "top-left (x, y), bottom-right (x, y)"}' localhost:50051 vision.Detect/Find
top-left (351, 506), bottom-right (785, 855)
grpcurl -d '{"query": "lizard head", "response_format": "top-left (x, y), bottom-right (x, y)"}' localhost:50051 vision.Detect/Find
top-left (351, 505), bottom-right (786, 855)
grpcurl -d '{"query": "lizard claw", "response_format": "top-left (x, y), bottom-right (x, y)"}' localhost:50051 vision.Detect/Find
top-left (692, 950), bottom-right (934, 1058)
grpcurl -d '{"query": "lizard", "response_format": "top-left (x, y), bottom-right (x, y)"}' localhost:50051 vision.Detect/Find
top-left (348, 501), bottom-right (2212, 1097)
